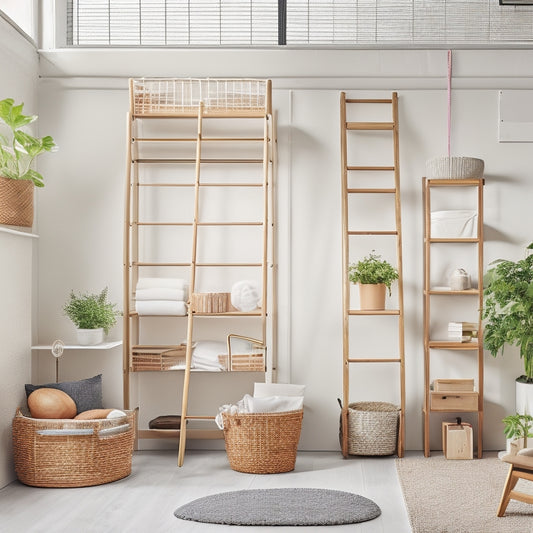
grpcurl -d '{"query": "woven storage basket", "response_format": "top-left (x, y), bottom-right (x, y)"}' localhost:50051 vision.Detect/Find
top-left (12, 409), bottom-right (136, 487)
top-left (222, 409), bottom-right (303, 474)
top-left (425, 157), bottom-right (484, 180)
top-left (347, 401), bottom-right (399, 456)
top-left (0, 177), bottom-right (34, 227)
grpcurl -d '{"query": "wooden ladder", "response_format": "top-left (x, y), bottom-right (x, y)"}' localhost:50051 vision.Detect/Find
top-left (339, 92), bottom-right (405, 458)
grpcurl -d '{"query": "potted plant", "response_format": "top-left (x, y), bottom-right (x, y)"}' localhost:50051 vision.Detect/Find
top-left (63, 287), bottom-right (121, 345)
top-left (502, 413), bottom-right (533, 453)
top-left (0, 98), bottom-right (56, 227)
top-left (483, 242), bottom-right (533, 414)
top-left (348, 251), bottom-right (399, 310)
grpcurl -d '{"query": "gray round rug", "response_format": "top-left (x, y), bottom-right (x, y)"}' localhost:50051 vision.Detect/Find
top-left (174, 488), bottom-right (381, 526)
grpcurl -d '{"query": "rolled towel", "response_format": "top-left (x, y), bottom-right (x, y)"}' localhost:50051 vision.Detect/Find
top-left (231, 280), bottom-right (260, 312)
top-left (136, 277), bottom-right (186, 290)
top-left (135, 300), bottom-right (187, 316)
top-left (242, 394), bottom-right (304, 413)
top-left (135, 288), bottom-right (186, 301)
top-left (253, 383), bottom-right (305, 398)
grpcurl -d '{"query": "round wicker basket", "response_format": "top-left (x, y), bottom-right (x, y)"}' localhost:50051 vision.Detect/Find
top-left (347, 401), bottom-right (400, 456)
top-left (425, 157), bottom-right (484, 180)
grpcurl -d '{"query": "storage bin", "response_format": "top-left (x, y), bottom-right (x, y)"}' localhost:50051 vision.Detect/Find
top-left (431, 210), bottom-right (478, 239)
top-left (426, 156), bottom-right (484, 180)
top-left (190, 292), bottom-right (234, 313)
top-left (431, 391), bottom-right (478, 411)
top-left (346, 401), bottom-right (400, 456)
top-left (433, 379), bottom-right (475, 392)
top-left (222, 409), bottom-right (303, 474)
top-left (12, 409), bottom-right (136, 487)
top-left (442, 419), bottom-right (473, 459)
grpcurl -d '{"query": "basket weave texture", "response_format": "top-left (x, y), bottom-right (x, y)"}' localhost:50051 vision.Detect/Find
top-left (347, 401), bottom-right (399, 456)
top-left (222, 409), bottom-right (303, 474)
top-left (12, 409), bottom-right (136, 487)
top-left (0, 177), bottom-right (34, 227)
top-left (425, 157), bottom-right (484, 180)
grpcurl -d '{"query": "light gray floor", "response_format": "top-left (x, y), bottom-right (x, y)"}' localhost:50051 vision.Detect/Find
top-left (0, 450), bottom-right (412, 533)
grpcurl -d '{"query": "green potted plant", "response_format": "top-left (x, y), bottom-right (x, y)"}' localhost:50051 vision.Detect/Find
top-left (63, 287), bottom-right (121, 345)
top-left (483, 242), bottom-right (533, 414)
top-left (0, 98), bottom-right (56, 227)
top-left (348, 251), bottom-right (399, 310)
top-left (502, 413), bottom-right (533, 453)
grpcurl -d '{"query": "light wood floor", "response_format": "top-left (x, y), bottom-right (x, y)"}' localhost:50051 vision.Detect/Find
top-left (0, 450), bottom-right (412, 532)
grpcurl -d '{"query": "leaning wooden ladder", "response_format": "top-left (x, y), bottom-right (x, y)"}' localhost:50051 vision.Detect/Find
top-left (339, 92), bottom-right (406, 458)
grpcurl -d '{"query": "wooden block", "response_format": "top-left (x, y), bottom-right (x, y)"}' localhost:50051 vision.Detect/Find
top-left (433, 379), bottom-right (475, 392)
top-left (442, 421), bottom-right (473, 459)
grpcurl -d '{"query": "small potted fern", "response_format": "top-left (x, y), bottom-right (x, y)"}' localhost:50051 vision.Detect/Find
top-left (63, 287), bottom-right (121, 345)
top-left (348, 251), bottom-right (399, 310)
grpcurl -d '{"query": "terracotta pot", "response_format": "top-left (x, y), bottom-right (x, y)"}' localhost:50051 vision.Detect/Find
top-left (0, 176), bottom-right (34, 227)
top-left (359, 283), bottom-right (386, 311)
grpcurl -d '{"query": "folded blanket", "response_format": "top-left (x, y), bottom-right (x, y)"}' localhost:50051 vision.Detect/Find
top-left (136, 277), bottom-right (186, 290)
top-left (231, 280), bottom-right (260, 312)
top-left (253, 383), bottom-right (306, 398)
top-left (135, 300), bottom-right (187, 316)
top-left (135, 288), bottom-right (186, 301)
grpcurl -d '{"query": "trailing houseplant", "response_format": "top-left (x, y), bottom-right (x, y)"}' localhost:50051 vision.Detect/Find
top-left (0, 98), bottom-right (56, 227)
top-left (63, 287), bottom-right (121, 345)
top-left (348, 251), bottom-right (398, 310)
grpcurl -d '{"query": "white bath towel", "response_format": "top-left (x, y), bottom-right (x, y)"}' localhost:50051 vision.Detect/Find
top-left (231, 280), bottom-right (261, 312)
top-left (243, 394), bottom-right (303, 413)
top-left (135, 300), bottom-right (187, 316)
top-left (253, 383), bottom-right (306, 398)
top-left (136, 277), bottom-right (186, 290)
top-left (191, 341), bottom-right (226, 371)
top-left (135, 288), bottom-right (186, 301)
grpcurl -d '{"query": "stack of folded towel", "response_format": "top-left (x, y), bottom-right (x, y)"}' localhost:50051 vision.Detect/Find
top-left (135, 278), bottom-right (188, 316)
top-left (191, 337), bottom-right (254, 371)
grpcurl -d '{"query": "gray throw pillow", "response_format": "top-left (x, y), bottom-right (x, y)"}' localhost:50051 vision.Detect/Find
top-left (25, 374), bottom-right (103, 414)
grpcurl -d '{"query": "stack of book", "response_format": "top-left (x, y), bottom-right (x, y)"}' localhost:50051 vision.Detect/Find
top-left (448, 321), bottom-right (478, 342)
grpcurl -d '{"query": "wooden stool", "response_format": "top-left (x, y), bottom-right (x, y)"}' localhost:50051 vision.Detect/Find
top-left (497, 452), bottom-right (533, 517)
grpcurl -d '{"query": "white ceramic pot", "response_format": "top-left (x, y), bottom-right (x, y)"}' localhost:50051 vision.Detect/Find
top-left (76, 328), bottom-right (104, 346)
top-left (359, 283), bottom-right (386, 311)
top-left (516, 379), bottom-right (533, 415)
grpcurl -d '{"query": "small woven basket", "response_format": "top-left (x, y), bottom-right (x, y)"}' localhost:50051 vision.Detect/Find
top-left (346, 401), bottom-right (399, 456)
top-left (0, 177), bottom-right (34, 227)
top-left (12, 409), bottom-right (136, 487)
top-left (222, 409), bottom-right (303, 474)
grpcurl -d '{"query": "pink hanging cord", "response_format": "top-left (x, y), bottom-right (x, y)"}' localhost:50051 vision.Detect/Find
top-left (447, 50), bottom-right (452, 158)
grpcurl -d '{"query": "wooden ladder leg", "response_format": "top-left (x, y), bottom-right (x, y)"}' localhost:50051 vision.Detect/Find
top-left (497, 465), bottom-right (519, 517)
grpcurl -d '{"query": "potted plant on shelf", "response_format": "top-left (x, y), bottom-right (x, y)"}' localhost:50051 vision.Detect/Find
top-left (63, 287), bottom-right (121, 345)
top-left (502, 412), bottom-right (533, 453)
top-left (348, 251), bottom-right (399, 311)
top-left (0, 98), bottom-right (56, 227)
top-left (483, 242), bottom-right (533, 414)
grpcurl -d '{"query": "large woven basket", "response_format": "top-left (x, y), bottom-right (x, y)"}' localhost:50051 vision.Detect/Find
top-left (12, 409), bottom-right (136, 487)
top-left (222, 409), bottom-right (303, 474)
top-left (346, 401), bottom-right (399, 456)
top-left (0, 176), bottom-right (34, 227)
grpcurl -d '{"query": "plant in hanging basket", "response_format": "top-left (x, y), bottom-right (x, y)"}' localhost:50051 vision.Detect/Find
top-left (0, 98), bottom-right (56, 227)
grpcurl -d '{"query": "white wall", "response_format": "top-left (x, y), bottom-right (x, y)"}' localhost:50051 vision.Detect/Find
top-left (35, 48), bottom-right (533, 454)
top-left (0, 16), bottom-right (38, 488)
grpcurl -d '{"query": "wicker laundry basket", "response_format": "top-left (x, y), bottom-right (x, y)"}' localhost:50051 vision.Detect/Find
top-left (346, 401), bottom-right (400, 456)
top-left (12, 409), bottom-right (136, 487)
top-left (222, 410), bottom-right (303, 474)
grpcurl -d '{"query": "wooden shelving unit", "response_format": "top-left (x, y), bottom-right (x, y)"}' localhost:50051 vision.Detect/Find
top-left (422, 177), bottom-right (484, 458)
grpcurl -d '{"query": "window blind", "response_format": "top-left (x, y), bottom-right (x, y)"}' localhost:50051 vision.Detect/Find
top-left (67, 0), bottom-right (533, 47)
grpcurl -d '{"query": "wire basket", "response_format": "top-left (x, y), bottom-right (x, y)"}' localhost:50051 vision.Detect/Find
top-left (346, 401), bottom-right (399, 456)
top-left (131, 78), bottom-right (271, 116)
top-left (12, 409), bottom-right (136, 487)
top-left (222, 409), bottom-right (303, 474)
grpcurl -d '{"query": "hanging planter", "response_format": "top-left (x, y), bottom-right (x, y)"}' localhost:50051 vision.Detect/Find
top-left (0, 176), bottom-right (34, 227)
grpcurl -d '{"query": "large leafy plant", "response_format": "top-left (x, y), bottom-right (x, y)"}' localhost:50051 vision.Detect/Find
top-left (0, 98), bottom-right (56, 187)
top-left (63, 287), bottom-right (121, 334)
top-left (348, 251), bottom-right (399, 295)
top-left (483, 243), bottom-right (533, 383)
top-left (502, 413), bottom-right (533, 448)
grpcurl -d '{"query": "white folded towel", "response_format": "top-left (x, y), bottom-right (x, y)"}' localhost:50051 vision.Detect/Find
top-left (243, 394), bottom-right (304, 413)
top-left (191, 341), bottom-right (226, 371)
top-left (135, 288), bottom-right (186, 301)
top-left (253, 383), bottom-right (305, 398)
top-left (136, 277), bottom-right (186, 290)
top-left (135, 300), bottom-right (187, 316)
top-left (231, 280), bottom-right (261, 312)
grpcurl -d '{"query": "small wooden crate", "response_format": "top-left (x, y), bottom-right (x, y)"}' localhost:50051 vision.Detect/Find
top-left (131, 346), bottom-right (186, 371)
top-left (431, 391), bottom-right (478, 411)
top-left (433, 379), bottom-right (475, 392)
top-left (190, 292), bottom-right (235, 314)
top-left (442, 420), bottom-right (473, 459)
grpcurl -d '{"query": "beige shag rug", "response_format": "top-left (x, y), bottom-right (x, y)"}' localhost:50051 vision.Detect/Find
top-left (396, 452), bottom-right (533, 533)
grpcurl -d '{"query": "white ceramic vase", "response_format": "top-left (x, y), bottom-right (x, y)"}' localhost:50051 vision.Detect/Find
top-left (76, 328), bottom-right (104, 346)
top-left (516, 379), bottom-right (533, 415)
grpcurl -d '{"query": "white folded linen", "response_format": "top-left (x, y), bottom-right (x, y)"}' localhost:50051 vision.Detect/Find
top-left (135, 288), bottom-right (186, 301)
top-left (231, 280), bottom-right (260, 312)
top-left (135, 300), bottom-right (187, 316)
top-left (191, 341), bottom-right (226, 371)
top-left (253, 383), bottom-right (305, 398)
top-left (136, 277), bottom-right (186, 290)
top-left (243, 394), bottom-right (303, 413)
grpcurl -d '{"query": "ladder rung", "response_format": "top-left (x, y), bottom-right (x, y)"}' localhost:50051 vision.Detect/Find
top-left (346, 122), bottom-right (394, 131)
top-left (135, 222), bottom-right (263, 227)
top-left (349, 310), bottom-right (400, 315)
top-left (196, 262), bottom-right (263, 267)
top-left (134, 158), bottom-right (263, 164)
top-left (348, 231), bottom-right (398, 236)
top-left (183, 415), bottom-right (216, 420)
top-left (133, 137), bottom-right (264, 142)
top-left (429, 238), bottom-right (479, 243)
top-left (347, 166), bottom-right (395, 171)
top-left (345, 98), bottom-right (393, 104)
top-left (427, 178), bottom-right (483, 187)
top-left (134, 262), bottom-right (190, 267)
top-left (348, 358), bottom-right (402, 363)
top-left (138, 182), bottom-right (263, 187)
top-left (347, 188), bottom-right (396, 194)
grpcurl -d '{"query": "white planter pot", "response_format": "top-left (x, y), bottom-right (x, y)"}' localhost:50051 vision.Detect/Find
top-left (76, 328), bottom-right (104, 346)
top-left (516, 379), bottom-right (533, 415)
